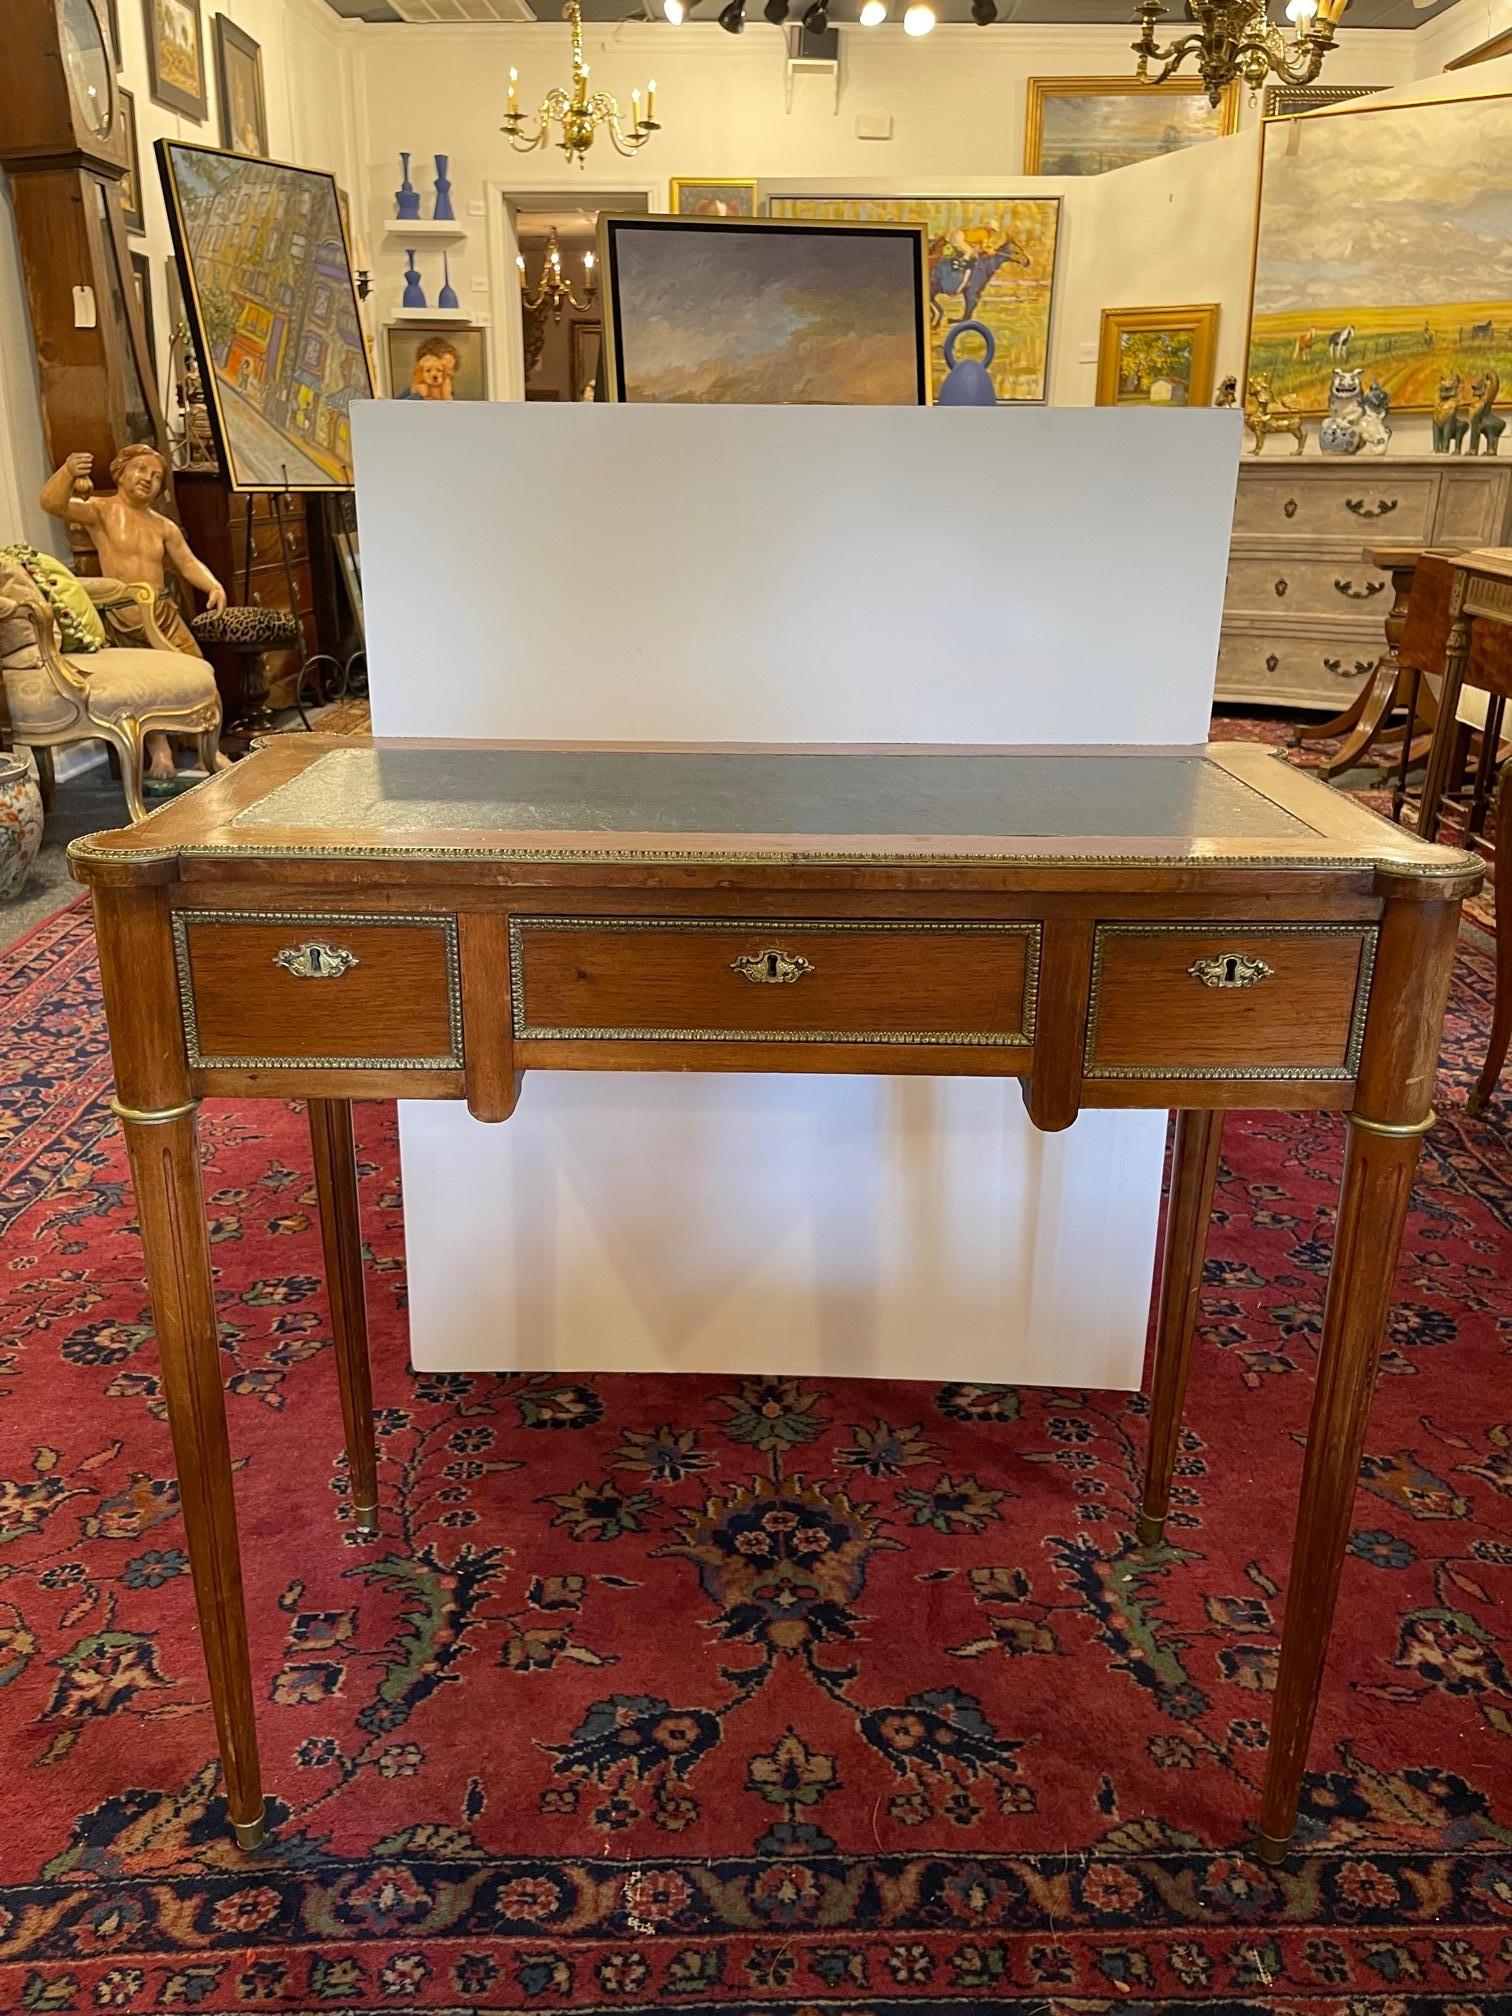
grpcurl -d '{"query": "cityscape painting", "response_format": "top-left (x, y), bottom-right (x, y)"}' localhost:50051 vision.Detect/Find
top-left (157, 139), bottom-right (372, 490)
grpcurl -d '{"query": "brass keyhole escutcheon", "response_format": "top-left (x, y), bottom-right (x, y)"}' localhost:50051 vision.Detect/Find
top-left (1188, 951), bottom-right (1274, 990)
top-left (731, 948), bottom-right (814, 985)
top-left (273, 940), bottom-right (359, 979)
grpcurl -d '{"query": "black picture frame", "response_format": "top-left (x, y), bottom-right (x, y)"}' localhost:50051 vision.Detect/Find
top-left (214, 15), bottom-right (268, 157)
top-left (119, 87), bottom-right (144, 233)
top-left (130, 249), bottom-right (156, 376)
top-left (142, 0), bottom-right (208, 121)
top-left (598, 214), bottom-right (930, 407)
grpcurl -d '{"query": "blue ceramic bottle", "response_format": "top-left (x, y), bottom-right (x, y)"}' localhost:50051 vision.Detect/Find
top-left (438, 251), bottom-right (459, 311)
top-left (395, 152), bottom-right (421, 221)
top-left (433, 154), bottom-right (454, 221)
top-left (402, 252), bottom-right (426, 310)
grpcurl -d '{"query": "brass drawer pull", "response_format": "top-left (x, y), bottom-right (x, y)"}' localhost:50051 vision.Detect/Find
top-left (1334, 577), bottom-right (1386, 601)
top-left (273, 940), bottom-right (359, 979)
top-left (1283, 497), bottom-right (1298, 518)
top-left (731, 948), bottom-right (814, 985)
top-left (1188, 952), bottom-right (1274, 990)
top-left (1344, 496), bottom-right (1399, 520)
top-left (1323, 657), bottom-right (1375, 679)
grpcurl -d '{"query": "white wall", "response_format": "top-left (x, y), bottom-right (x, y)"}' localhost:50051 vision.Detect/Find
top-left (0, 0), bottom-right (357, 556)
top-left (347, 20), bottom-right (1410, 404)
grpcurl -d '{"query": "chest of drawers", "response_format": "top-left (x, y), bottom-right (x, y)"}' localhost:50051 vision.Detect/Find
top-left (1218, 457), bottom-right (1512, 712)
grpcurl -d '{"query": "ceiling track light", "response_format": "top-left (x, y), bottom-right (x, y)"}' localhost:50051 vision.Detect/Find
top-left (662, 0), bottom-right (686, 21)
top-left (718, 0), bottom-right (745, 27)
top-left (970, 0), bottom-right (997, 20)
top-left (763, 0), bottom-right (789, 19)
top-left (801, 0), bottom-right (827, 27)
top-left (902, 0), bottom-right (935, 30)
top-left (859, 0), bottom-right (888, 23)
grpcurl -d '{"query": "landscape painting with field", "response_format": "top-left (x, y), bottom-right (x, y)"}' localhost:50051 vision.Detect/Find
top-left (770, 196), bottom-right (1061, 404)
top-left (1249, 95), bottom-right (1512, 415)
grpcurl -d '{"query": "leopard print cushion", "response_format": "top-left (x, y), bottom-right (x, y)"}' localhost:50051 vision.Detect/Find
top-left (191, 605), bottom-right (300, 648)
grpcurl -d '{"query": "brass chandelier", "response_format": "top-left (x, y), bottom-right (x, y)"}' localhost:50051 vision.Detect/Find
top-left (502, 0), bottom-right (659, 166)
top-left (517, 227), bottom-right (598, 322)
top-left (1133, 0), bottom-right (1350, 105)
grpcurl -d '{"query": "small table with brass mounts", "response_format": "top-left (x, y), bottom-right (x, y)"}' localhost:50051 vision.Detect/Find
top-left (69, 736), bottom-right (1479, 1863)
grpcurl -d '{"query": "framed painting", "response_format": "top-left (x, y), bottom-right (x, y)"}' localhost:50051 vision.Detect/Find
top-left (1246, 93), bottom-right (1512, 415)
top-left (770, 194), bottom-right (1061, 404)
top-left (600, 214), bottom-right (930, 405)
top-left (143, 0), bottom-right (207, 120)
top-left (1096, 305), bottom-right (1218, 407)
top-left (669, 178), bottom-right (758, 217)
top-left (158, 139), bottom-right (373, 489)
top-left (1023, 77), bottom-right (1238, 175)
top-left (215, 16), bottom-right (268, 157)
top-left (1263, 82), bottom-right (1382, 116)
top-left (129, 250), bottom-right (156, 376)
top-left (385, 324), bottom-right (489, 402)
top-left (571, 319), bottom-right (601, 402)
top-left (119, 87), bottom-right (144, 233)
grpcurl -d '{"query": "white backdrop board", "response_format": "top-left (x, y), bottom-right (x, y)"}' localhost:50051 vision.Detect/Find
top-left (354, 401), bottom-right (1241, 1384)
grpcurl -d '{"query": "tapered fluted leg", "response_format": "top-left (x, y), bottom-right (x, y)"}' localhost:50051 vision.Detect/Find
top-left (1139, 1110), bottom-right (1223, 1546)
top-left (116, 1102), bottom-right (266, 1848)
top-left (1256, 1112), bottom-right (1426, 1863)
top-left (308, 1099), bottom-right (378, 1536)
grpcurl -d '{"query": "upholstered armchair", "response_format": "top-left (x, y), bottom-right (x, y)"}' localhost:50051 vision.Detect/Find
top-left (0, 567), bottom-right (222, 824)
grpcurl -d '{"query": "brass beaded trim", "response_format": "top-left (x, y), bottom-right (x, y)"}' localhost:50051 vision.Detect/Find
top-left (64, 835), bottom-right (1483, 880)
top-left (1083, 921), bottom-right (1379, 1083)
top-left (509, 916), bottom-right (1042, 1047)
top-left (171, 910), bottom-right (464, 1071)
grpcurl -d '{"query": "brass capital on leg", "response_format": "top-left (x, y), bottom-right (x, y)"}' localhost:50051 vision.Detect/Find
top-left (1346, 1110), bottom-right (1436, 1139)
top-left (110, 1096), bottom-right (199, 1126)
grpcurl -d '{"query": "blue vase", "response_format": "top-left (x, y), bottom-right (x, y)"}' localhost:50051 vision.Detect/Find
top-left (938, 320), bottom-right (997, 407)
top-left (395, 151), bottom-right (421, 221)
top-left (438, 252), bottom-right (459, 311)
top-left (402, 252), bottom-right (426, 310)
top-left (433, 153), bottom-right (454, 222)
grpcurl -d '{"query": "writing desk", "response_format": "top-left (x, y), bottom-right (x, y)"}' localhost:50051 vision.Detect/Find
top-left (69, 736), bottom-right (1480, 1863)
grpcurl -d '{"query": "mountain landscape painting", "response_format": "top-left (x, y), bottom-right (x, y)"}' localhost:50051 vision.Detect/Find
top-left (1248, 95), bottom-right (1512, 413)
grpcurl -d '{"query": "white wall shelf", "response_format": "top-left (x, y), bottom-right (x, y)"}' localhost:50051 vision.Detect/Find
top-left (391, 306), bottom-right (488, 323)
top-left (384, 219), bottom-right (468, 243)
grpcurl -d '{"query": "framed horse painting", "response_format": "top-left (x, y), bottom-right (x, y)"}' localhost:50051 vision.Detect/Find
top-left (768, 195), bottom-right (1061, 404)
top-left (1248, 92), bottom-right (1512, 415)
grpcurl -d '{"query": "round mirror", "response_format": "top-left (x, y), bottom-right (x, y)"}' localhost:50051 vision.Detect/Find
top-left (61, 0), bottom-right (114, 142)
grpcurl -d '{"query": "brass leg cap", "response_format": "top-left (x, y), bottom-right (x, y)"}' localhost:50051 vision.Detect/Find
top-left (353, 1503), bottom-right (379, 1538)
top-left (1255, 1827), bottom-right (1291, 1867)
top-left (1466, 1092), bottom-right (1489, 1119)
top-left (233, 1807), bottom-right (268, 1852)
top-left (1136, 1511), bottom-right (1165, 1547)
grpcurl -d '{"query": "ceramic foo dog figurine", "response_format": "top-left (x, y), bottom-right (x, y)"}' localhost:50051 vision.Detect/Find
top-left (1320, 367), bottom-right (1366, 455)
top-left (1469, 371), bottom-right (1505, 455)
top-left (1244, 373), bottom-right (1307, 456)
top-left (1361, 378), bottom-right (1392, 454)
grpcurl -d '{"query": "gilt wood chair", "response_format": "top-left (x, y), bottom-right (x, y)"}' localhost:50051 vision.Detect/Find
top-left (0, 566), bottom-right (222, 824)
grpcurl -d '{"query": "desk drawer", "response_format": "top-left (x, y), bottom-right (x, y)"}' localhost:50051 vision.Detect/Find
top-left (1086, 923), bottom-right (1376, 1081)
top-left (511, 917), bottom-right (1040, 1047)
top-left (173, 910), bottom-right (462, 1069)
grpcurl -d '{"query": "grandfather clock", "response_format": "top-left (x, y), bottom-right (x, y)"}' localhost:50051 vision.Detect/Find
top-left (0, 0), bottom-right (167, 491)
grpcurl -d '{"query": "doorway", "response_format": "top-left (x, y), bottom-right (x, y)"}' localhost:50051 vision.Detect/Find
top-left (492, 188), bottom-right (651, 402)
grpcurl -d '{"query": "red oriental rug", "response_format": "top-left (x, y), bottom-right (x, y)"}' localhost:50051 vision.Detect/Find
top-left (3, 900), bottom-right (1512, 2015)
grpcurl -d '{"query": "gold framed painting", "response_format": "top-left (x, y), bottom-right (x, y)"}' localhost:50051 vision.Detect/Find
top-left (1246, 91), bottom-right (1512, 415)
top-left (119, 87), bottom-right (144, 233)
top-left (770, 194), bottom-right (1061, 405)
top-left (669, 178), bottom-right (758, 217)
top-left (599, 213), bottom-right (931, 406)
top-left (1096, 305), bottom-right (1219, 407)
top-left (1023, 77), bottom-right (1238, 176)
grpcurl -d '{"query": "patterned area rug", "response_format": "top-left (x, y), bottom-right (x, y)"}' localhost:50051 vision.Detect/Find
top-left (3, 903), bottom-right (1512, 2016)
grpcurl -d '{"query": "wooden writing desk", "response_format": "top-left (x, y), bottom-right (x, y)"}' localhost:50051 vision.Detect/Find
top-left (69, 737), bottom-right (1480, 1863)
top-left (1418, 544), bottom-right (1512, 843)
